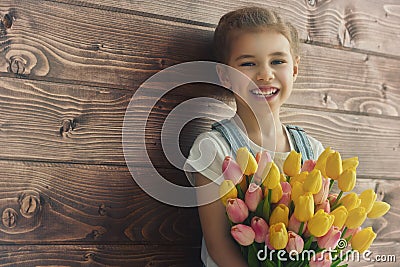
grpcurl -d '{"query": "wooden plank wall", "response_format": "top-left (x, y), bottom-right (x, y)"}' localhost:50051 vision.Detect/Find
top-left (0, 0), bottom-right (399, 266)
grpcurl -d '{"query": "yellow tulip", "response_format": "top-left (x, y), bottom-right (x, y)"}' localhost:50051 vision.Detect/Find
top-left (293, 192), bottom-right (314, 222)
top-left (280, 173), bottom-right (287, 182)
top-left (236, 147), bottom-right (258, 175)
top-left (351, 227), bottom-right (376, 253)
top-left (291, 181), bottom-right (305, 204)
top-left (219, 180), bottom-right (237, 206)
top-left (238, 175), bottom-right (248, 194)
top-left (269, 222), bottom-right (289, 250)
top-left (338, 168), bottom-right (356, 192)
top-left (262, 162), bottom-right (280, 189)
top-left (264, 182), bottom-right (283, 203)
top-left (359, 189), bottom-right (377, 214)
top-left (307, 209), bottom-right (335, 237)
top-left (342, 157), bottom-right (359, 171)
top-left (270, 204), bottom-right (289, 227)
top-left (290, 171), bottom-right (308, 186)
top-left (345, 207), bottom-right (367, 229)
top-left (283, 150), bottom-right (301, 177)
top-left (367, 201), bottom-right (391, 219)
top-left (315, 147), bottom-right (334, 177)
top-left (339, 192), bottom-right (361, 211)
top-left (325, 151), bottom-right (342, 180)
top-left (330, 206), bottom-right (348, 229)
top-left (303, 169), bottom-right (322, 194)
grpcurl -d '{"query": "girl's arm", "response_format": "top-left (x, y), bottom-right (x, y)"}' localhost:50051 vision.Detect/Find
top-left (195, 172), bottom-right (248, 267)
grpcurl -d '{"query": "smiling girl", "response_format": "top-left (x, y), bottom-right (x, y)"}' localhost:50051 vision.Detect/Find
top-left (185, 7), bottom-right (324, 266)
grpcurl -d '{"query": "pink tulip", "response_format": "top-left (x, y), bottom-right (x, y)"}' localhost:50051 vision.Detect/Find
top-left (317, 226), bottom-right (341, 249)
top-left (288, 214), bottom-right (306, 235)
top-left (222, 156), bottom-right (243, 185)
top-left (231, 224), bottom-right (255, 246)
top-left (301, 160), bottom-right (316, 172)
top-left (286, 231), bottom-right (304, 254)
top-left (253, 151), bottom-right (272, 184)
top-left (245, 183), bottom-right (263, 211)
top-left (314, 178), bottom-right (330, 204)
top-left (226, 198), bottom-right (249, 223)
top-left (316, 199), bottom-right (331, 213)
top-left (277, 182), bottom-right (292, 207)
top-left (309, 251), bottom-right (332, 267)
top-left (251, 216), bottom-right (269, 243)
top-left (342, 227), bottom-right (361, 241)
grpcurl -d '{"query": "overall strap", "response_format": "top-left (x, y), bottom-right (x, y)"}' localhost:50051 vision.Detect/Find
top-left (286, 124), bottom-right (315, 163)
top-left (211, 119), bottom-right (255, 157)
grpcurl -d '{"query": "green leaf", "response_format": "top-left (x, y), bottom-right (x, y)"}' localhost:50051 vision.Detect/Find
top-left (248, 243), bottom-right (260, 267)
top-left (256, 199), bottom-right (265, 218)
top-left (303, 236), bottom-right (314, 250)
top-left (263, 196), bottom-right (271, 222)
top-left (237, 184), bottom-right (244, 199)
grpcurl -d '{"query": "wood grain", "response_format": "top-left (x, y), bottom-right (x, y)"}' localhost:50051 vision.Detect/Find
top-left (0, 244), bottom-right (202, 267)
top-left (0, 0), bottom-right (213, 88)
top-left (0, 160), bottom-right (201, 244)
top-left (0, 0), bottom-right (399, 116)
top-left (0, 77), bottom-right (398, 179)
top-left (72, 0), bottom-right (400, 57)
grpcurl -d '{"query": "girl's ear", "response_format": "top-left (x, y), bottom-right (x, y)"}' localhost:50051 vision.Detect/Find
top-left (216, 64), bottom-right (232, 89)
top-left (293, 56), bottom-right (300, 82)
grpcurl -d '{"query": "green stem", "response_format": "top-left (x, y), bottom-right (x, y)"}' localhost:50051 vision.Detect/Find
top-left (331, 191), bottom-right (343, 208)
top-left (340, 227), bottom-right (348, 239)
top-left (265, 189), bottom-right (272, 222)
top-left (329, 179), bottom-right (335, 190)
top-left (331, 202), bottom-right (343, 211)
top-left (298, 222), bottom-right (304, 235)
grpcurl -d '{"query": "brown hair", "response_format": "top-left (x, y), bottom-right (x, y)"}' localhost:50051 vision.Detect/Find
top-left (213, 7), bottom-right (300, 63)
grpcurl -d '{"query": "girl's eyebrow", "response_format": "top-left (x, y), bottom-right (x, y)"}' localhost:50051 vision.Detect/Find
top-left (234, 55), bottom-right (255, 61)
top-left (269, 51), bottom-right (289, 57)
top-left (234, 51), bottom-right (289, 61)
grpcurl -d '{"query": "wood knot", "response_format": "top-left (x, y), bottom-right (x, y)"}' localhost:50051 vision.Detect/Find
top-left (381, 83), bottom-right (388, 99)
top-left (306, 0), bottom-right (317, 7)
top-left (98, 204), bottom-right (107, 216)
top-left (2, 13), bottom-right (13, 29)
top-left (158, 58), bottom-right (167, 69)
top-left (91, 43), bottom-right (104, 51)
top-left (84, 252), bottom-right (95, 261)
top-left (59, 119), bottom-right (76, 136)
top-left (9, 55), bottom-right (26, 75)
top-left (306, 32), bottom-right (313, 43)
top-left (2, 208), bottom-right (17, 228)
top-left (338, 22), bottom-right (353, 48)
top-left (19, 193), bottom-right (40, 218)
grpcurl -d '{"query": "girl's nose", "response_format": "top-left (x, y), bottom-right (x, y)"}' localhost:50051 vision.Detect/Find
top-left (256, 66), bottom-right (274, 81)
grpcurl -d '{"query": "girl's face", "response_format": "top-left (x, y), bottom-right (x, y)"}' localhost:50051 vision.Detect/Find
top-left (221, 30), bottom-right (299, 115)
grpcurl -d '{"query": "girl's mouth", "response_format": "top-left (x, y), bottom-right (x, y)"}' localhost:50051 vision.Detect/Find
top-left (250, 87), bottom-right (280, 100)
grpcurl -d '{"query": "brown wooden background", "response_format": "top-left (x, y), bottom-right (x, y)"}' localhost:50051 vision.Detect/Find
top-left (0, 0), bottom-right (399, 266)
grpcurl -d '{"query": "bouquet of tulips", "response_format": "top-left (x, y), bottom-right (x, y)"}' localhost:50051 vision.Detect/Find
top-left (219, 147), bottom-right (390, 267)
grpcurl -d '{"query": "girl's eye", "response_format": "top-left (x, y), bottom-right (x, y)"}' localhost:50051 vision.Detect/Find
top-left (240, 62), bottom-right (255, 67)
top-left (271, 60), bottom-right (285, 65)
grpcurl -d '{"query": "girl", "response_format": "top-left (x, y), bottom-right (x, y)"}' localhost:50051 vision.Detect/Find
top-left (186, 7), bottom-right (324, 267)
